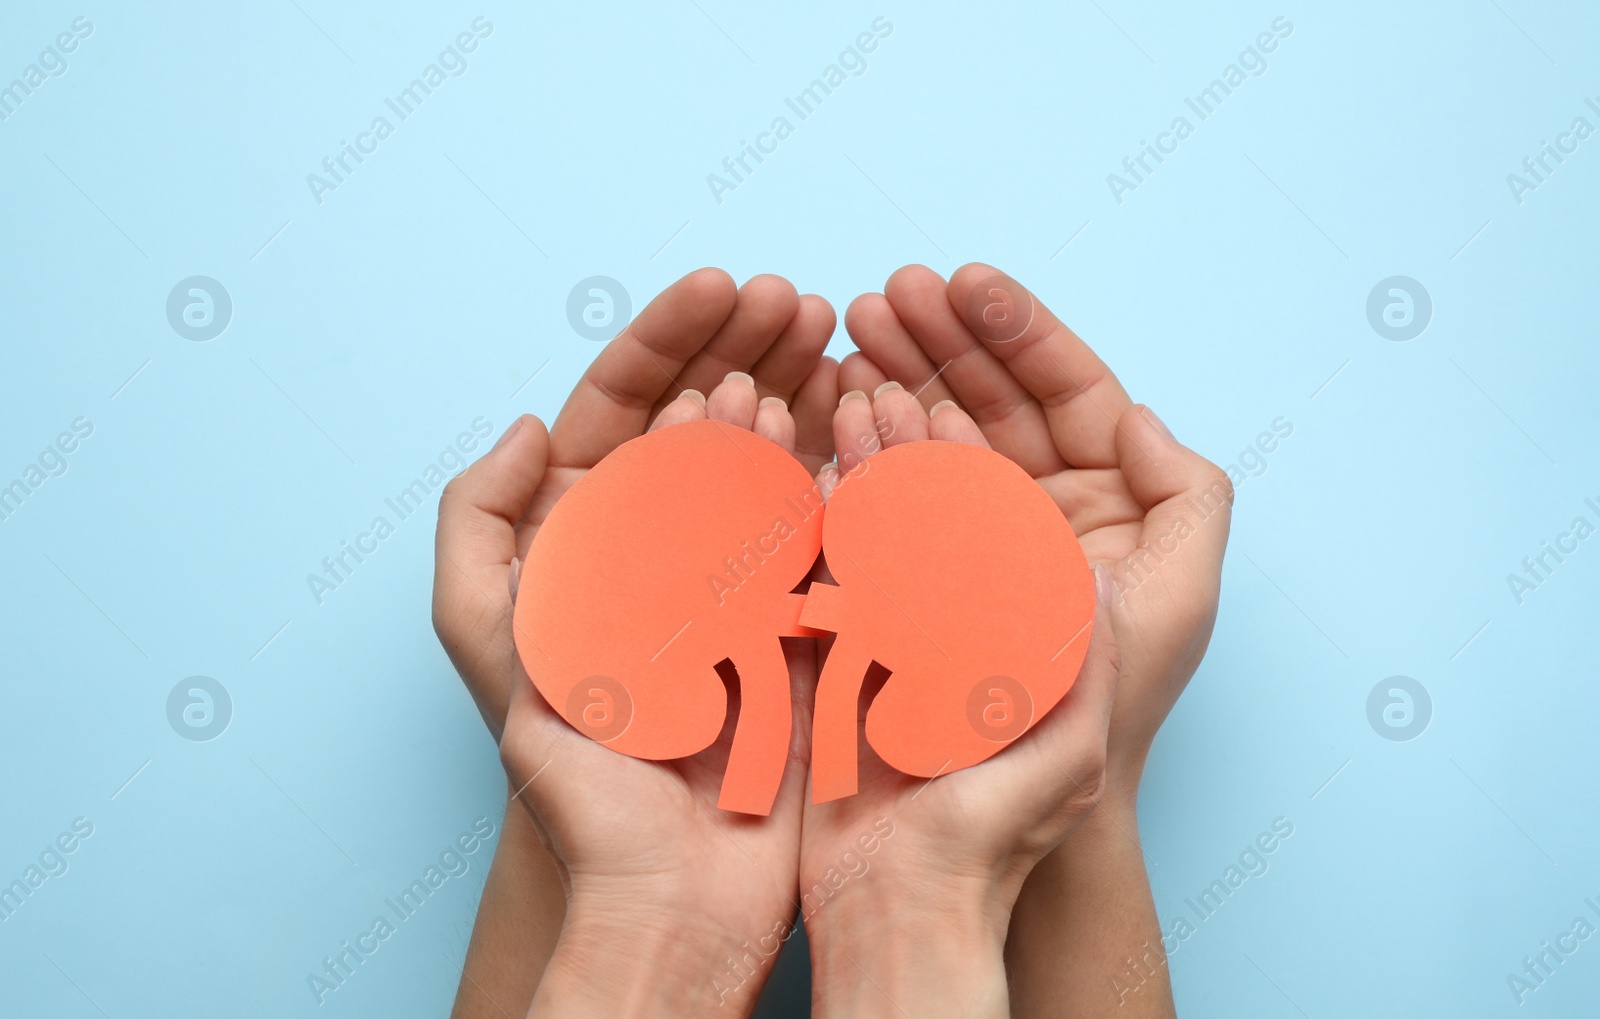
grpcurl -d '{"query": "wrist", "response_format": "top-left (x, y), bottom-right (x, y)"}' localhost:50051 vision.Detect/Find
top-left (807, 875), bottom-right (1011, 1019)
top-left (532, 898), bottom-right (754, 1017)
top-left (1055, 779), bottom-right (1143, 872)
top-left (1094, 768), bottom-right (1142, 825)
top-left (1008, 789), bottom-right (1172, 1019)
top-left (1103, 742), bottom-right (1149, 811)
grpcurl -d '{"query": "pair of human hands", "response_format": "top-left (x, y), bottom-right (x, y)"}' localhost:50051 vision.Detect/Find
top-left (431, 265), bottom-right (1233, 1016)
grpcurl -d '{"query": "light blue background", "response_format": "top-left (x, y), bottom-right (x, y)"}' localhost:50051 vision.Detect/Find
top-left (2, 2), bottom-right (1597, 1015)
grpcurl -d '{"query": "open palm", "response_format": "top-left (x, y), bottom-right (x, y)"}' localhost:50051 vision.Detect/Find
top-left (434, 270), bottom-right (837, 738)
top-left (432, 269), bottom-right (839, 1011)
top-left (835, 263), bottom-right (1233, 787)
top-left (795, 383), bottom-right (1116, 919)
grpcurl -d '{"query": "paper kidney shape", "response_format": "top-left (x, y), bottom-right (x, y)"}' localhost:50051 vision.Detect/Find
top-left (513, 419), bottom-right (824, 816)
top-left (801, 440), bottom-right (1096, 803)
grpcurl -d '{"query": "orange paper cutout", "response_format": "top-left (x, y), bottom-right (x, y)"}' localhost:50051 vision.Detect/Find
top-left (514, 425), bottom-right (1095, 814)
top-left (802, 441), bottom-right (1095, 803)
top-left (513, 419), bottom-right (825, 816)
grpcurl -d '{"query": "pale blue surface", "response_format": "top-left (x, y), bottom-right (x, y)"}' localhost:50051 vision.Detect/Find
top-left (2, 2), bottom-right (1597, 1016)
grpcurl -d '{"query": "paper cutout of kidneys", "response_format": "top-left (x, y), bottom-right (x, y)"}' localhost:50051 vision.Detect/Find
top-left (801, 440), bottom-right (1096, 804)
top-left (513, 419), bottom-right (825, 816)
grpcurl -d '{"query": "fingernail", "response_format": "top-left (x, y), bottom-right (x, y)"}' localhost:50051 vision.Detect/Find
top-left (492, 416), bottom-right (524, 452)
top-left (873, 381), bottom-right (904, 398)
top-left (817, 462), bottom-right (839, 500)
top-left (724, 371), bottom-right (755, 387)
top-left (759, 396), bottom-right (788, 411)
top-left (1093, 563), bottom-right (1112, 607)
top-left (839, 390), bottom-right (869, 406)
top-left (508, 556), bottom-right (522, 604)
top-left (682, 389), bottom-right (707, 407)
top-left (929, 399), bottom-right (959, 417)
top-left (1141, 405), bottom-right (1174, 441)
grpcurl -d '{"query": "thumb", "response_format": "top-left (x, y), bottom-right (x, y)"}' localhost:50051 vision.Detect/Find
top-left (499, 657), bottom-right (573, 860)
top-left (1112, 404), bottom-right (1233, 606)
top-left (501, 652), bottom-right (565, 792)
top-left (433, 414), bottom-right (550, 735)
top-left (1017, 567), bottom-right (1119, 778)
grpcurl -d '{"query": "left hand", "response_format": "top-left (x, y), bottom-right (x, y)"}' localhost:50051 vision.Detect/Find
top-left (800, 389), bottom-right (1120, 1019)
top-left (498, 376), bottom-right (826, 1017)
top-left (433, 269), bottom-right (838, 741)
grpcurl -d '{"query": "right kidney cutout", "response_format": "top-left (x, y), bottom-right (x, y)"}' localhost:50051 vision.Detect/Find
top-left (801, 440), bottom-right (1096, 803)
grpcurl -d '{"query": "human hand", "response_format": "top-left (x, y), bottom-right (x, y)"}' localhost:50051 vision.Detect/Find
top-left (495, 370), bottom-right (832, 1017)
top-left (837, 264), bottom-right (1233, 802)
top-left (432, 270), bottom-right (838, 1015)
top-left (433, 269), bottom-right (838, 742)
top-left (835, 264), bottom-right (1228, 1017)
top-left (800, 389), bottom-right (1120, 1019)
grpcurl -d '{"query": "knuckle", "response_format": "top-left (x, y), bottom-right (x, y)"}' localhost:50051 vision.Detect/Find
top-left (1064, 755), bottom-right (1109, 822)
top-left (438, 470), bottom-right (472, 509)
top-left (430, 594), bottom-right (454, 643)
top-left (1079, 767), bottom-right (1108, 811)
top-left (497, 735), bottom-right (523, 781)
top-left (1197, 462), bottom-right (1235, 508)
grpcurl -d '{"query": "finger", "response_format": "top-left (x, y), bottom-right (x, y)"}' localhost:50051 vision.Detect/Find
top-left (843, 292), bottom-right (955, 407)
top-left (1115, 404), bottom-right (1233, 594)
top-left (947, 263), bottom-right (1134, 468)
top-left (791, 356), bottom-right (840, 475)
top-left (750, 293), bottom-right (835, 401)
top-left (647, 389), bottom-right (708, 432)
top-left (832, 390), bottom-right (879, 474)
top-left (927, 399), bottom-right (990, 448)
top-left (650, 274), bottom-right (800, 419)
top-left (705, 370), bottom-right (760, 427)
top-left (816, 461), bottom-right (843, 502)
top-left (1017, 569), bottom-right (1118, 781)
top-left (754, 396), bottom-right (796, 453)
top-left (549, 268), bottom-right (737, 468)
top-left (437, 415), bottom-right (548, 588)
top-left (837, 349), bottom-right (891, 397)
top-left (434, 415), bottom-right (550, 737)
top-left (870, 382), bottom-right (929, 448)
top-left (883, 265), bottom-right (1067, 476)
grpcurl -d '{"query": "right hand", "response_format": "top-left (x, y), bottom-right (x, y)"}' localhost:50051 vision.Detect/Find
top-left (800, 388), bottom-right (1121, 1019)
top-left (837, 263), bottom-right (1234, 797)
